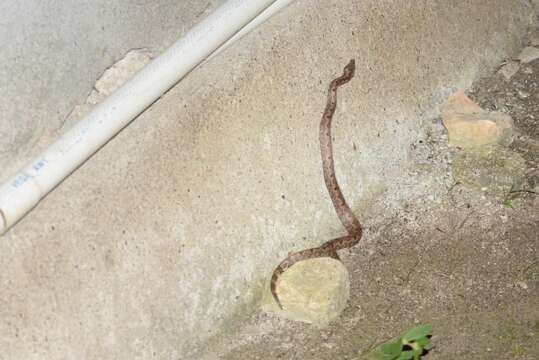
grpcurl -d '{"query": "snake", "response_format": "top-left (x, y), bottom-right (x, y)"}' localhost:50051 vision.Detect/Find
top-left (270, 59), bottom-right (363, 309)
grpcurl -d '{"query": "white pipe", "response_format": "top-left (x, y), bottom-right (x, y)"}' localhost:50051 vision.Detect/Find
top-left (210, 0), bottom-right (293, 59)
top-left (0, 0), bottom-right (294, 235)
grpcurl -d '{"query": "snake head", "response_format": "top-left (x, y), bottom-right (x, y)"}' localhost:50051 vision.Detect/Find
top-left (344, 59), bottom-right (355, 78)
top-left (334, 59), bottom-right (355, 86)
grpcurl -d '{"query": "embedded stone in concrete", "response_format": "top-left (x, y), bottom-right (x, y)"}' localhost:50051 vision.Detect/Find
top-left (441, 91), bottom-right (514, 148)
top-left (452, 145), bottom-right (527, 195)
top-left (497, 61), bottom-right (520, 81)
top-left (87, 48), bottom-right (154, 104)
top-left (517, 46), bottom-right (539, 63)
top-left (61, 48), bottom-right (156, 131)
top-left (263, 258), bottom-right (350, 326)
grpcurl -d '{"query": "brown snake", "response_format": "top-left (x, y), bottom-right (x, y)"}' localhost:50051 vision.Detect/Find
top-left (270, 59), bottom-right (362, 309)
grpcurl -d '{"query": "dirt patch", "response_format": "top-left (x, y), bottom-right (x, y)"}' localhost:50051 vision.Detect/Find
top-left (469, 46), bottom-right (539, 192)
top-left (203, 29), bottom-right (539, 360)
top-left (208, 190), bottom-right (538, 360)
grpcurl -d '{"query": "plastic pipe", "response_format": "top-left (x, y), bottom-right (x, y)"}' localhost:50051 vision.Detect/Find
top-left (209, 0), bottom-right (293, 59)
top-left (0, 0), bottom-right (293, 235)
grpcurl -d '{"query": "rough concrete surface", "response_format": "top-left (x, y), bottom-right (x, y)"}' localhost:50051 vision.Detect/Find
top-left (0, 0), bottom-right (226, 183)
top-left (0, 0), bottom-right (534, 359)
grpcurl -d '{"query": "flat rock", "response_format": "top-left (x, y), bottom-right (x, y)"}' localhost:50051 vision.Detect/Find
top-left (452, 145), bottom-right (527, 196)
top-left (517, 46), bottom-right (539, 64)
top-left (263, 258), bottom-right (350, 326)
top-left (441, 91), bottom-right (514, 148)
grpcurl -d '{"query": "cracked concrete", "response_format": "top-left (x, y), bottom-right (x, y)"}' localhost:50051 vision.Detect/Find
top-left (0, 0), bottom-right (534, 358)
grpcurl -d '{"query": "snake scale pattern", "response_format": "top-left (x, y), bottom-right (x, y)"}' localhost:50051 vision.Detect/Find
top-left (270, 59), bottom-right (363, 309)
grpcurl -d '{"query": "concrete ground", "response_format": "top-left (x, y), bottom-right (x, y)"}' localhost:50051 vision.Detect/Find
top-left (0, 1), bottom-right (535, 359)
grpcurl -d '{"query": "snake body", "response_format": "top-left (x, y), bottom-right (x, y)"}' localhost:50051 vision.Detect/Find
top-left (270, 59), bottom-right (362, 309)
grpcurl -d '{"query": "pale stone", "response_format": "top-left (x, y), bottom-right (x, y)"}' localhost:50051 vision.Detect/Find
top-left (60, 49), bottom-right (155, 131)
top-left (452, 145), bottom-right (527, 196)
top-left (87, 48), bottom-right (154, 104)
top-left (517, 46), bottom-right (539, 64)
top-left (497, 61), bottom-right (520, 81)
top-left (263, 258), bottom-right (350, 326)
top-left (441, 92), bottom-right (514, 148)
top-left (444, 112), bottom-right (514, 148)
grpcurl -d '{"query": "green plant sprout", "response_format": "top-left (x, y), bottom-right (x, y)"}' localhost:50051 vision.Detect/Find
top-left (371, 324), bottom-right (433, 360)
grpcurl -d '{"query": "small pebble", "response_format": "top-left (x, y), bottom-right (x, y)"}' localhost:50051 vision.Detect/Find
top-left (517, 89), bottom-right (530, 99)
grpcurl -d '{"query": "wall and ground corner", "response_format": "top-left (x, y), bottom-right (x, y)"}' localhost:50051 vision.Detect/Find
top-left (0, 0), bottom-right (534, 358)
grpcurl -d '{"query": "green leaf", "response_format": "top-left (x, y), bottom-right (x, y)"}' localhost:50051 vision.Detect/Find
top-left (416, 337), bottom-right (431, 348)
top-left (411, 346), bottom-right (423, 358)
top-left (396, 350), bottom-right (414, 360)
top-left (402, 324), bottom-right (432, 342)
top-left (373, 351), bottom-right (393, 360)
top-left (380, 340), bottom-right (402, 356)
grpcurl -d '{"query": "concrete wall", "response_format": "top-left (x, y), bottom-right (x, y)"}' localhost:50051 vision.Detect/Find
top-left (0, 0), bottom-right (226, 183)
top-left (0, 0), bottom-right (533, 358)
